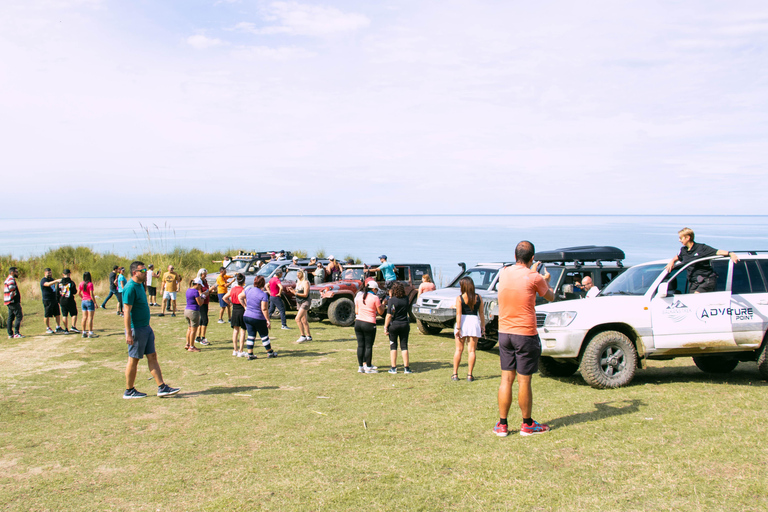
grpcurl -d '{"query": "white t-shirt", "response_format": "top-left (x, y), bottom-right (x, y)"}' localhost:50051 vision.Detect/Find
top-left (585, 286), bottom-right (600, 298)
top-left (147, 270), bottom-right (154, 286)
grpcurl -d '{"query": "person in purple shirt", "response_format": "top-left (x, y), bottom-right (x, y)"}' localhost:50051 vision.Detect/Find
top-left (184, 278), bottom-right (204, 352)
top-left (237, 276), bottom-right (278, 361)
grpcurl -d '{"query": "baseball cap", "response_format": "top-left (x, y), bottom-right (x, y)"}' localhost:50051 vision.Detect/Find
top-left (192, 278), bottom-right (204, 286)
top-left (366, 280), bottom-right (379, 289)
top-left (379, 255), bottom-right (387, 260)
top-left (328, 255), bottom-right (335, 260)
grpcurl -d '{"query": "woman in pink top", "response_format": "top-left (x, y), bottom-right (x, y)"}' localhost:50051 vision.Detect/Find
top-left (417, 274), bottom-right (436, 296)
top-left (78, 272), bottom-right (98, 338)
top-left (354, 280), bottom-right (386, 373)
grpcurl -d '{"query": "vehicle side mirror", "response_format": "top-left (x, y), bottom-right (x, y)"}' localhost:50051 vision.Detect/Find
top-left (657, 282), bottom-right (671, 298)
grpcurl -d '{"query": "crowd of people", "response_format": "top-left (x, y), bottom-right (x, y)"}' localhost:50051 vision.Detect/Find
top-left (3, 228), bottom-right (738, 435)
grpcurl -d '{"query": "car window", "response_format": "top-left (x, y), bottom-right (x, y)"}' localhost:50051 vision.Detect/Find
top-left (600, 270), bottom-right (621, 287)
top-left (711, 260), bottom-right (728, 292)
top-left (547, 267), bottom-right (564, 291)
top-left (395, 266), bottom-right (410, 281)
top-left (257, 262), bottom-right (279, 277)
top-left (342, 268), bottom-right (366, 281)
top-left (665, 267), bottom-right (689, 295)
top-left (602, 264), bottom-right (665, 296)
top-left (732, 262), bottom-right (750, 294)
top-left (451, 268), bottom-right (499, 290)
top-left (226, 260), bottom-right (250, 273)
top-left (750, 260), bottom-right (768, 293)
top-left (410, 266), bottom-right (430, 281)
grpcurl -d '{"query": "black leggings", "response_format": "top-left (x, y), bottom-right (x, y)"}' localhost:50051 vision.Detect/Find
top-left (388, 322), bottom-right (410, 351)
top-left (355, 320), bottom-right (376, 366)
top-left (116, 292), bottom-right (123, 313)
top-left (6, 303), bottom-right (22, 336)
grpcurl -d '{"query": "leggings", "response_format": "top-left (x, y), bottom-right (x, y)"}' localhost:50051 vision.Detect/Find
top-left (354, 320), bottom-right (376, 366)
top-left (388, 322), bottom-right (410, 351)
top-left (6, 304), bottom-right (22, 336)
top-left (116, 292), bottom-right (123, 313)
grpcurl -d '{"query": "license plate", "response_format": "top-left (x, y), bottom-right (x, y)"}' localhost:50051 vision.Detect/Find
top-left (419, 308), bottom-right (432, 314)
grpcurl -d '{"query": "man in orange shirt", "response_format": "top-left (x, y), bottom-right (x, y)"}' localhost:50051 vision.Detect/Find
top-left (494, 241), bottom-right (554, 437)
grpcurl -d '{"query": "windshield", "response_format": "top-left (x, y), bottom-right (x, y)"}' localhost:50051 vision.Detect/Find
top-left (283, 270), bottom-right (299, 282)
top-left (451, 268), bottom-right (499, 291)
top-left (226, 260), bottom-right (251, 273)
top-left (342, 268), bottom-right (366, 281)
top-left (257, 262), bottom-right (279, 277)
top-left (601, 264), bottom-right (664, 296)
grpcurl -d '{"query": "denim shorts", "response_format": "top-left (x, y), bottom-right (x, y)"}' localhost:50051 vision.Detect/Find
top-left (218, 293), bottom-right (227, 308)
top-left (81, 300), bottom-right (95, 312)
top-left (128, 325), bottom-right (156, 360)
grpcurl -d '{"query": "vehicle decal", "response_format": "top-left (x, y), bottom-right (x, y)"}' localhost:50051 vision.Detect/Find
top-left (662, 300), bottom-right (691, 323)
top-left (696, 306), bottom-right (753, 323)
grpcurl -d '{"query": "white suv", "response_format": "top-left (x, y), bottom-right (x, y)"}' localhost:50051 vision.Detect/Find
top-left (536, 252), bottom-right (768, 388)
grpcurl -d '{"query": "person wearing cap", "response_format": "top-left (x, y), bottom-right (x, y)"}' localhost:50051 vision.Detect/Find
top-left (160, 265), bottom-right (181, 317)
top-left (277, 250), bottom-right (287, 261)
top-left (291, 255), bottom-right (299, 264)
top-left (58, 269), bottom-right (80, 334)
top-left (4, 267), bottom-right (24, 339)
top-left (326, 256), bottom-right (343, 282)
top-left (184, 278), bottom-right (205, 352)
top-left (354, 280), bottom-right (386, 373)
top-left (40, 268), bottom-right (64, 334)
top-left (116, 267), bottom-right (127, 317)
top-left (195, 268), bottom-right (211, 345)
top-left (146, 264), bottom-right (160, 307)
top-left (377, 255), bottom-right (397, 287)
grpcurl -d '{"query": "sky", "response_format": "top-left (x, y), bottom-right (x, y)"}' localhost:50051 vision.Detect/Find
top-left (1, 0), bottom-right (767, 217)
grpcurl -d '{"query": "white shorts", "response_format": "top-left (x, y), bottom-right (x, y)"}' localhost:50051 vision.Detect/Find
top-left (163, 291), bottom-right (177, 301)
top-left (455, 315), bottom-right (482, 338)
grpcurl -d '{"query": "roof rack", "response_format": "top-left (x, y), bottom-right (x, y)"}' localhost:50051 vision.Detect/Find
top-left (535, 246), bottom-right (625, 266)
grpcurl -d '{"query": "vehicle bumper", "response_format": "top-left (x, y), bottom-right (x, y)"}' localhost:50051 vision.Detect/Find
top-left (537, 327), bottom-right (588, 359)
top-left (412, 305), bottom-right (455, 328)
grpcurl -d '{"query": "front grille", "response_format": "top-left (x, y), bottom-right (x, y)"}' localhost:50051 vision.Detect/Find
top-left (536, 313), bottom-right (547, 327)
top-left (309, 290), bottom-right (321, 301)
top-left (420, 298), bottom-right (441, 307)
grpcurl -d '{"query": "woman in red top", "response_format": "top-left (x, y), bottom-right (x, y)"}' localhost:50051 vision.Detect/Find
top-left (223, 273), bottom-right (247, 356)
top-left (78, 272), bottom-right (98, 338)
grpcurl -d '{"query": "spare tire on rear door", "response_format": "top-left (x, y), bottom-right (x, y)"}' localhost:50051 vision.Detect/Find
top-left (327, 297), bottom-right (355, 327)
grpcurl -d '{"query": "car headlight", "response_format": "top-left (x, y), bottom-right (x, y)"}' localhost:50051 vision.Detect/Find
top-left (544, 311), bottom-right (577, 327)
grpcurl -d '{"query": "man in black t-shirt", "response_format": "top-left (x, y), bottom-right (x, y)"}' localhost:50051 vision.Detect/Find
top-left (101, 265), bottom-right (119, 309)
top-left (58, 269), bottom-right (80, 333)
top-left (40, 268), bottom-right (64, 334)
top-left (665, 227), bottom-right (739, 293)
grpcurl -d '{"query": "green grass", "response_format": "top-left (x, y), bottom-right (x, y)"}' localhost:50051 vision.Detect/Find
top-left (1, 299), bottom-right (767, 511)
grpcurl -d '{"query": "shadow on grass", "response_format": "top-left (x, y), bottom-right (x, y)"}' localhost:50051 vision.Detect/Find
top-left (277, 349), bottom-right (332, 358)
top-left (548, 399), bottom-right (645, 428)
top-left (409, 360), bottom-right (453, 373)
top-left (633, 364), bottom-right (768, 387)
top-left (180, 385), bottom-right (278, 397)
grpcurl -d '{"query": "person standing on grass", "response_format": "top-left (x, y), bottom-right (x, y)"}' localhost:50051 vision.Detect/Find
top-left (116, 267), bottom-right (127, 317)
top-left (223, 273), bottom-right (247, 357)
top-left (354, 280), bottom-right (386, 373)
top-left (100, 265), bottom-right (119, 310)
top-left (40, 268), bottom-right (64, 334)
top-left (4, 267), bottom-right (24, 339)
top-left (494, 241), bottom-right (554, 438)
top-left (216, 266), bottom-right (235, 323)
top-left (58, 269), bottom-right (80, 334)
top-left (384, 282), bottom-right (412, 374)
top-left (418, 274), bottom-right (436, 297)
top-left (195, 269), bottom-right (211, 346)
top-left (146, 264), bottom-right (160, 306)
top-left (122, 261), bottom-right (180, 399)
top-left (452, 277), bottom-right (484, 382)
top-left (268, 270), bottom-right (289, 330)
top-left (79, 272), bottom-right (98, 338)
top-left (238, 276), bottom-right (278, 361)
top-left (160, 265), bottom-right (181, 317)
top-left (665, 227), bottom-right (740, 293)
top-left (294, 270), bottom-right (312, 343)
top-left (184, 278), bottom-right (204, 352)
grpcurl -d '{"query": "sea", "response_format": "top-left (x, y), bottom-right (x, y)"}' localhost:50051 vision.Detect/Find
top-left (2, 215), bottom-right (766, 286)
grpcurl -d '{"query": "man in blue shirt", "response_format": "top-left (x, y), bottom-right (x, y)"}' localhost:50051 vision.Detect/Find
top-left (378, 255), bottom-right (397, 286)
top-left (122, 261), bottom-right (180, 399)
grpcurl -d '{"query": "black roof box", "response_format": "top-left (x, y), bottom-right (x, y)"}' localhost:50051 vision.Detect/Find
top-left (535, 246), bottom-right (625, 263)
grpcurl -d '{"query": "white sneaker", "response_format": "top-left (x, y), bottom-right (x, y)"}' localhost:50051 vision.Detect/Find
top-left (233, 350), bottom-right (238, 356)
top-left (296, 336), bottom-right (308, 343)
top-left (218, 319), bottom-right (225, 324)
top-left (363, 365), bottom-right (378, 371)
top-left (281, 325), bottom-right (290, 330)
top-left (358, 366), bottom-right (365, 373)
top-left (238, 351), bottom-right (246, 357)
top-left (365, 367), bottom-right (378, 374)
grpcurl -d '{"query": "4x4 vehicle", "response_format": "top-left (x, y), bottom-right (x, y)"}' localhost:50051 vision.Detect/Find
top-left (536, 251), bottom-right (768, 388)
top-left (412, 246), bottom-right (627, 350)
top-left (206, 251), bottom-right (292, 289)
top-left (309, 263), bottom-right (434, 326)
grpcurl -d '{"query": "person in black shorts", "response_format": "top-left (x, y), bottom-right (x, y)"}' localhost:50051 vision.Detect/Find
top-left (40, 268), bottom-right (64, 334)
top-left (384, 283), bottom-right (412, 374)
top-left (58, 269), bottom-right (80, 334)
top-left (665, 227), bottom-right (739, 293)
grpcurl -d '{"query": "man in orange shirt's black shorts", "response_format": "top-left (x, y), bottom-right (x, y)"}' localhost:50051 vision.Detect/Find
top-left (494, 241), bottom-right (554, 437)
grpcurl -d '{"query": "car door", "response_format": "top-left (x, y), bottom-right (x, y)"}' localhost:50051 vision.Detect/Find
top-left (730, 259), bottom-right (768, 348)
top-left (650, 259), bottom-right (734, 350)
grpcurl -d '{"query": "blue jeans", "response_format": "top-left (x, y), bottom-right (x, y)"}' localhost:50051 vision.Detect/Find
top-left (268, 295), bottom-right (287, 327)
top-left (101, 289), bottom-right (117, 308)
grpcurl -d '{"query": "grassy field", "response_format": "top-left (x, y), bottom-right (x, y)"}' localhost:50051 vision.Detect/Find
top-left (1, 297), bottom-right (767, 511)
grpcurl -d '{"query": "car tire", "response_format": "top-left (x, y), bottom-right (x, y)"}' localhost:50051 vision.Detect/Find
top-left (692, 355), bottom-right (739, 374)
top-left (327, 298), bottom-right (355, 327)
top-left (757, 342), bottom-right (768, 380)
top-left (539, 356), bottom-right (579, 378)
top-left (416, 318), bottom-right (442, 336)
top-left (477, 337), bottom-right (497, 351)
top-left (580, 331), bottom-right (637, 389)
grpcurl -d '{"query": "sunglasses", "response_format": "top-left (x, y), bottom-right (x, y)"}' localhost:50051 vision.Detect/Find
top-left (135, 268), bottom-right (147, 273)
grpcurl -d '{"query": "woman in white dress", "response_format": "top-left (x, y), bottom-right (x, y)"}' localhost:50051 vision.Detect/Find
top-left (452, 277), bottom-right (485, 382)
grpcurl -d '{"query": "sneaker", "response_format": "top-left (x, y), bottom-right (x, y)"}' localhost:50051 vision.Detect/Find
top-left (267, 352), bottom-right (278, 358)
top-left (404, 367), bottom-right (413, 374)
top-left (306, 336), bottom-right (312, 342)
top-left (171, 313), bottom-right (176, 317)
top-left (520, 420), bottom-right (550, 436)
top-left (158, 313), bottom-right (165, 317)
top-left (13, 333), bottom-right (24, 339)
top-left (247, 354), bottom-right (258, 360)
top-left (198, 339), bottom-right (210, 346)
top-left (233, 350), bottom-right (239, 356)
top-left (296, 336), bottom-right (308, 343)
top-left (388, 367), bottom-right (397, 374)
top-left (55, 327), bottom-right (65, 334)
top-left (358, 366), bottom-right (365, 373)
top-left (364, 365), bottom-right (377, 371)
top-left (100, 305), bottom-right (106, 310)
top-left (88, 332), bottom-right (99, 338)
top-left (82, 332), bottom-right (88, 338)
top-left (365, 367), bottom-right (378, 374)
top-left (62, 330), bottom-right (71, 335)
top-left (123, 388), bottom-right (147, 399)
top-left (218, 319), bottom-right (225, 324)
top-left (493, 422), bottom-right (509, 437)
top-left (238, 351), bottom-right (246, 357)
top-left (46, 328), bottom-right (54, 334)
top-left (69, 327), bottom-right (80, 333)
top-left (157, 384), bottom-right (180, 397)
top-left (281, 325), bottom-right (290, 330)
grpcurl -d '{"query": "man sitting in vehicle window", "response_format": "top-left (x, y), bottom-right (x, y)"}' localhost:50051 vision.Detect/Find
top-left (665, 227), bottom-right (739, 293)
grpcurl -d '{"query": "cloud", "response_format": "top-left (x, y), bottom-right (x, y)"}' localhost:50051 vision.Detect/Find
top-left (186, 34), bottom-right (226, 49)
top-left (236, 2), bottom-right (370, 36)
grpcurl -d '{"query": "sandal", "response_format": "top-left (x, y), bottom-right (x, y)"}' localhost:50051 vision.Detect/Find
top-left (467, 375), bottom-right (475, 382)
top-left (451, 374), bottom-right (459, 381)
top-left (187, 346), bottom-right (201, 352)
